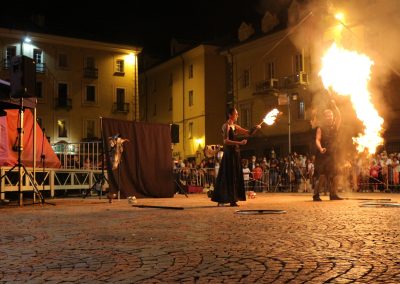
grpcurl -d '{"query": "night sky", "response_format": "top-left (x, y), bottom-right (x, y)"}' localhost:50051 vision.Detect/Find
top-left (0, 0), bottom-right (290, 57)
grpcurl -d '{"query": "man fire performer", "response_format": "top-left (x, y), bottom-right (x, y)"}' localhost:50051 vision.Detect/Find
top-left (313, 98), bottom-right (342, 201)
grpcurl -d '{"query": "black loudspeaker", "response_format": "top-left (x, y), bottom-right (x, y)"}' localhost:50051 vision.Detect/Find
top-left (10, 55), bottom-right (36, 98)
top-left (171, 124), bottom-right (179, 143)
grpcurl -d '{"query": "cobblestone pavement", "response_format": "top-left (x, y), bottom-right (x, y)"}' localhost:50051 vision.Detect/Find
top-left (0, 192), bottom-right (399, 283)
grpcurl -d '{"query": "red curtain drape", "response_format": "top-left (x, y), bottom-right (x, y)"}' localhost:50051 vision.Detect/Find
top-left (102, 118), bottom-right (174, 198)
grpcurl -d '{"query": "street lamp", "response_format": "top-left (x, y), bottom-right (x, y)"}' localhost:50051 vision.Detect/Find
top-left (278, 92), bottom-right (298, 192)
top-left (124, 52), bottom-right (138, 121)
top-left (20, 36), bottom-right (32, 56)
top-left (287, 92), bottom-right (298, 156)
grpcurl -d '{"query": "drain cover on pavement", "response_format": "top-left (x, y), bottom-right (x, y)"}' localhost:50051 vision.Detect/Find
top-left (235, 209), bottom-right (287, 215)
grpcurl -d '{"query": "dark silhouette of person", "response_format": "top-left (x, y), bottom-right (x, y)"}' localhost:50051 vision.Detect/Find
top-left (313, 99), bottom-right (342, 201)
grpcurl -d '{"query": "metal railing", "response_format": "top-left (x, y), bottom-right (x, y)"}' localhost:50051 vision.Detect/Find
top-left (0, 167), bottom-right (108, 199)
top-left (36, 63), bottom-right (46, 73)
top-left (83, 67), bottom-right (98, 78)
top-left (112, 102), bottom-right (129, 113)
top-left (52, 141), bottom-right (102, 170)
top-left (254, 78), bottom-right (279, 94)
top-left (54, 97), bottom-right (72, 110)
top-left (174, 166), bottom-right (312, 193)
top-left (0, 166), bottom-right (108, 199)
top-left (0, 141), bottom-right (107, 199)
top-left (281, 71), bottom-right (308, 88)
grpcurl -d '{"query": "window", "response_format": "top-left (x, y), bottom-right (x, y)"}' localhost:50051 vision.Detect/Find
top-left (188, 90), bottom-right (194, 106)
top-left (116, 88), bottom-right (125, 110)
top-left (84, 56), bottom-right (98, 78)
top-left (5, 46), bottom-right (16, 68)
top-left (298, 100), bottom-right (305, 120)
top-left (294, 53), bottom-right (303, 73)
top-left (57, 119), bottom-right (68, 138)
top-left (266, 61), bottom-right (275, 79)
top-left (33, 49), bottom-right (43, 64)
top-left (33, 49), bottom-right (44, 72)
top-left (85, 119), bottom-right (96, 139)
top-left (188, 122), bottom-right (193, 139)
top-left (113, 88), bottom-right (128, 112)
top-left (85, 85), bottom-right (96, 103)
top-left (58, 53), bottom-right (68, 68)
top-left (240, 104), bottom-right (252, 129)
top-left (242, 69), bottom-right (250, 88)
top-left (115, 59), bottom-right (124, 73)
top-left (188, 64), bottom-right (193, 78)
top-left (85, 56), bottom-right (95, 68)
top-left (35, 81), bottom-right (43, 98)
top-left (58, 83), bottom-right (68, 106)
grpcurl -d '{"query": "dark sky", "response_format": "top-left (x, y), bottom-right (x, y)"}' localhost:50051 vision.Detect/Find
top-left (0, 0), bottom-right (270, 57)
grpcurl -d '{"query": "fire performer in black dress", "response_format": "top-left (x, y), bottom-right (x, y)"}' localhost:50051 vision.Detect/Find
top-left (211, 108), bottom-right (261, 207)
top-left (313, 98), bottom-right (342, 201)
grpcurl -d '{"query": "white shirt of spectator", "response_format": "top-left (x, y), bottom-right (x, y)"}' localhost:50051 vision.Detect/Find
top-left (243, 167), bottom-right (251, 181)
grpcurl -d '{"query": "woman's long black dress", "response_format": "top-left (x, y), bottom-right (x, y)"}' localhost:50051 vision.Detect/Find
top-left (211, 123), bottom-right (246, 204)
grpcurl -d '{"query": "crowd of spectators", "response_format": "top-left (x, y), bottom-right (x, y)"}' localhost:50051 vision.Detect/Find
top-left (173, 150), bottom-right (400, 193)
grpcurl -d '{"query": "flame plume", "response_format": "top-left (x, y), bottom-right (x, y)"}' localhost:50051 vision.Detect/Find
top-left (262, 108), bottom-right (281, 126)
top-left (319, 43), bottom-right (384, 154)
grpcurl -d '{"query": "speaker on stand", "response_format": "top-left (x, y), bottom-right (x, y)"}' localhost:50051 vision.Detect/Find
top-left (10, 55), bottom-right (36, 99)
top-left (2, 55), bottom-right (46, 206)
top-left (171, 124), bottom-right (179, 144)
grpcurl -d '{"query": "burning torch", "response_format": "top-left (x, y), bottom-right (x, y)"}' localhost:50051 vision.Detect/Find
top-left (257, 108), bottom-right (282, 127)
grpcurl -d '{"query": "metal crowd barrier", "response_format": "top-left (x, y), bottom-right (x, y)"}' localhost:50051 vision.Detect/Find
top-left (0, 166), bottom-right (108, 200)
top-left (174, 168), bottom-right (216, 189)
top-left (51, 141), bottom-right (102, 170)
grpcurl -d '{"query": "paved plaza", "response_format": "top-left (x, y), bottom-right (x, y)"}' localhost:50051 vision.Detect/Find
top-left (0, 192), bottom-right (399, 283)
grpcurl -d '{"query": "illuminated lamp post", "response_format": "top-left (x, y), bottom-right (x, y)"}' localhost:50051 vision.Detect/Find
top-left (278, 92), bottom-right (298, 192)
top-left (125, 52), bottom-right (138, 121)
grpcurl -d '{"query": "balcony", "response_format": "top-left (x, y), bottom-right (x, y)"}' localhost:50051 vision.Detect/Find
top-left (294, 71), bottom-right (308, 85)
top-left (282, 71), bottom-right (309, 88)
top-left (55, 97), bottom-right (72, 110)
top-left (36, 63), bottom-right (46, 73)
top-left (112, 102), bottom-right (129, 113)
top-left (3, 58), bottom-right (46, 74)
top-left (113, 71), bottom-right (125, 77)
top-left (254, 78), bottom-right (279, 95)
top-left (83, 67), bottom-right (98, 79)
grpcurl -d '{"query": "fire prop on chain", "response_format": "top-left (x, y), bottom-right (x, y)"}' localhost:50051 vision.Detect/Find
top-left (258, 108), bottom-right (282, 127)
top-left (319, 43), bottom-right (384, 154)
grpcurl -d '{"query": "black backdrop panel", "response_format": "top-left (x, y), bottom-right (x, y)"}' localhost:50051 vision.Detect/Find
top-left (102, 118), bottom-right (174, 198)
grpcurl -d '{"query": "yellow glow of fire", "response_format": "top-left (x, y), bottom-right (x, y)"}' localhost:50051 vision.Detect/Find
top-left (263, 108), bottom-right (280, 126)
top-left (334, 12), bottom-right (345, 22)
top-left (319, 43), bottom-right (384, 154)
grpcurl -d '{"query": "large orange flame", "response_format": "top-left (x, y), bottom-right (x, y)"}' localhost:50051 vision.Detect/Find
top-left (319, 43), bottom-right (384, 154)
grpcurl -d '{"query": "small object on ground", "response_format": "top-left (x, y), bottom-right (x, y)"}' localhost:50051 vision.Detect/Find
top-left (247, 191), bottom-right (256, 199)
top-left (128, 196), bottom-right (137, 204)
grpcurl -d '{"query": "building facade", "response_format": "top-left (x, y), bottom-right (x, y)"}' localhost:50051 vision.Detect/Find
top-left (221, 0), bottom-right (400, 158)
top-left (0, 28), bottom-right (141, 143)
top-left (140, 44), bottom-right (227, 161)
top-left (223, 28), bottom-right (314, 159)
